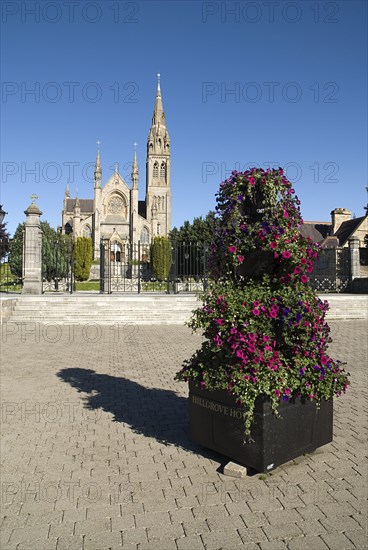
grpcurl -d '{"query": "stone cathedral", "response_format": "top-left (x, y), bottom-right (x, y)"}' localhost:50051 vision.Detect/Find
top-left (61, 75), bottom-right (171, 259)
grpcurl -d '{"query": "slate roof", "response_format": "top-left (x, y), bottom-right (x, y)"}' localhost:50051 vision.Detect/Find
top-left (334, 216), bottom-right (366, 246)
top-left (300, 222), bottom-right (331, 243)
top-left (65, 199), bottom-right (94, 213)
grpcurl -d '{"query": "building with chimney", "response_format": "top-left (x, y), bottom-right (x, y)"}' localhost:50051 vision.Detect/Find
top-left (61, 75), bottom-right (171, 259)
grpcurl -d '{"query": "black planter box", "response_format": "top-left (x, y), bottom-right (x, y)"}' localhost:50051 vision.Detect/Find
top-left (189, 381), bottom-right (333, 473)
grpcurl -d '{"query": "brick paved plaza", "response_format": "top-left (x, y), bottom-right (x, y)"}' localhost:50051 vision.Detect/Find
top-left (1, 320), bottom-right (367, 550)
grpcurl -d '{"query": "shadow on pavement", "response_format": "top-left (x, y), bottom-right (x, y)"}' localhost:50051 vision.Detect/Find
top-left (56, 367), bottom-right (218, 459)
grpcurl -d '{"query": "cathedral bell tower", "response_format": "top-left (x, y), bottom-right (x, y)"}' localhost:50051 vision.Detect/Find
top-left (146, 74), bottom-right (171, 237)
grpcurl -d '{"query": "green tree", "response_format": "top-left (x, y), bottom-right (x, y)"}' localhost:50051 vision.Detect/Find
top-left (41, 222), bottom-right (72, 281)
top-left (0, 222), bottom-right (10, 259)
top-left (151, 236), bottom-right (172, 281)
top-left (8, 223), bottom-right (25, 277)
top-left (74, 237), bottom-right (93, 281)
top-left (170, 211), bottom-right (217, 243)
top-left (8, 221), bottom-right (72, 281)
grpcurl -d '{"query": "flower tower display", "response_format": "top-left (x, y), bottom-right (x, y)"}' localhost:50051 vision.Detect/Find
top-left (175, 168), bottom-right (350, 472)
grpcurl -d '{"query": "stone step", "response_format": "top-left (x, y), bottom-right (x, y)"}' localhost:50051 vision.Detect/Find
top-left (3, 294), bottom-right (367, 324)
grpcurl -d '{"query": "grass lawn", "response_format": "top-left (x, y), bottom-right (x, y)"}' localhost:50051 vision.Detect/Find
top-left (75, 280), bottom-right (100, 291)
top-left (0, 263), bottom-right (22, 293)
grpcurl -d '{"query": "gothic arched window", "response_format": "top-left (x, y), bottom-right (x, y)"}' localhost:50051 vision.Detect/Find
top-left (160, 162), bottom-right (166, 179)
top-left (82, 225), bottom-right (92, 238)
top-left (140, 227), bottom-right (150, 244)
top-left (153, 162), bottom-right (159, 178)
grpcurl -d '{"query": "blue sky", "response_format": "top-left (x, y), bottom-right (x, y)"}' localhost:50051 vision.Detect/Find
top-left (1, 0), bottom-right (367, 237)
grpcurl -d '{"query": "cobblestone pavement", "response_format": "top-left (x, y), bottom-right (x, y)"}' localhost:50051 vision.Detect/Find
top-left (1, 320), bottom-right (367, 550)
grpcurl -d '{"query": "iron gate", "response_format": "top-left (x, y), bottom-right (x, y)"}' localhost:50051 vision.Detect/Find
top-left (99, 239), bottom-right (208, 294)
top-left (42, 235), bottom-right (75, 293)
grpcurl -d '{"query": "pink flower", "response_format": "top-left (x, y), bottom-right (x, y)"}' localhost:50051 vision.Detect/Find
top-left (253, 301), bottom-right (260, 306)
top-left (214, 318), bottom-right (225, 325)
top-left (270, 242), bottom-right (277, 249)
top-left (237, 255), bottom-right (244, 263)
top-left (282, 251), bottom-right (291, 259)
top-left (228, 246), bottom-right (237, 253)
top-left (301, 275), bottom-right (309, 283)
top-left (300, 258), bottom-right (307, 265)
top-left (275, 389), bottom-right (281, 397)
top-left (252, 308), bottom-right (260, 316)
top-left (284, 388), bottom-right (291, 395)
top-left (283, 209), bottom-right (289, 218)
top-left (213, 335), bottom-right (223, 346)
top-left (293, 266), bottom-right (301, 274)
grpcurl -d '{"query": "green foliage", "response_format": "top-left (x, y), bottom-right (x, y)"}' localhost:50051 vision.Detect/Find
top-left (0, 222), bottom-right (10, 259)
top-left (0, 262), bottom-right (22, 292)
top-left (41, 222), bottom-right (72, 281)
top-left (8, 223), bottom-right (25, 277)
top-left (170, 211), bottom-right (217, 244)
top-left (8, 221), bottom-right (72, 281)
top-left (74, 237), bottom-right (93, 281)
top-left (151, 236), bottom-right (172, 281)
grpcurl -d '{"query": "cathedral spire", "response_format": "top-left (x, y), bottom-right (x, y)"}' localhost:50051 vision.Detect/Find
top-left (151, 73), bottom-right (165, 127)
top-left (132, 143), bottom-right (139, 189)
top-left (65, 181), bottom-right (70, 197)
top-left (94, 141), bottom-right (102, 188)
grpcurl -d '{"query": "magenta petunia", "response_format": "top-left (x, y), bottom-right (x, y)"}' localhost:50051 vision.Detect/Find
top-left (301, 275), bottom-right (309, 283)
top-left (270, 242), bottom-right (277, 249)
top-left (252, 308), bottom-right (260, 316)
top-left (282, 251), bottom-right (291, 259)
top-left (237, 255), bottom-right (244, 263)
top-left (228, 246), bottom-right (237, 253)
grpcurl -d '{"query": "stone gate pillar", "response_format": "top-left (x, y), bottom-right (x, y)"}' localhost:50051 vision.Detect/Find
top-left (348, 236), bottom-right (360, 281)
top-left (22, 199), bottom-right (43, 294)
